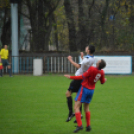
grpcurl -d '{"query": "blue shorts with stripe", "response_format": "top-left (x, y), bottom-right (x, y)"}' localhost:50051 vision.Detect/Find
top-left (75, 86), bottom-right (94, 104)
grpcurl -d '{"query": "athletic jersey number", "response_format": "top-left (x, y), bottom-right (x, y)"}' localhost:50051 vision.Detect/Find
top-left (94, 73), bottom-right (101, 82)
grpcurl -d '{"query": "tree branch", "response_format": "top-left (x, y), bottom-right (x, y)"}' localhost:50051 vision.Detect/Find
top-left (18, 11), bottom-right (30, 19)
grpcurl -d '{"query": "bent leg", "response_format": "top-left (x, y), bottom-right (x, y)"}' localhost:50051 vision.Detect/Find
top-left (66, 90), bottom-right (73, 116)
top-left (65, 90), bottom-right (74, 122)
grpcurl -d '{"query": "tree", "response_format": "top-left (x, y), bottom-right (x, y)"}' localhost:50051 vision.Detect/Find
top-left (64, 0), bottom-right (77, 52)
top-left (21, 0), bottom-right (60, 51)
top-left (0, 0), bottom-right (11, 47)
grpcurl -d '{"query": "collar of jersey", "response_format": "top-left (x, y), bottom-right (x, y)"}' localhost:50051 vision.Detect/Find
top-left (84, 55), bottom-right (94, 58)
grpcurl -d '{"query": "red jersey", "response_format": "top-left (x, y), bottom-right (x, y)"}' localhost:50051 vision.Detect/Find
top-left (70, 66), bottom-right (105, 90)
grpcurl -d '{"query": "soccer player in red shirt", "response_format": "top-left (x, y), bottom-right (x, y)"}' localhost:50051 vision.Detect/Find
top-left (64, 59), bottom-right (107, 133)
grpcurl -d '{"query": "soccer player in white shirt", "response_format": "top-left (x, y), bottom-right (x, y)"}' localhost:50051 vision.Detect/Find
top-left (65, 45), bottom-right (95, 122)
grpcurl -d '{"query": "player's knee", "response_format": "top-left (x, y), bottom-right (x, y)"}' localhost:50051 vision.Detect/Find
top-left (74, 105), bottom-right (77, 111)
top-left (74, 105), bottom-right (79, 113)
top-left (84, 104), bottom-right (89, 112)
top-left (66, 91), bottom-right (71, 97)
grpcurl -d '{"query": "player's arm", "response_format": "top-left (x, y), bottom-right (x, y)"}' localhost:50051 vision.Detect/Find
top-left (7, 50), bottom-right (9, 59)
top-left (67, 56), bottom-right (81, 69)
top-left (100, 71), bottom-right (107, 84)
top-left (64, 67), bottom-right (92, 80)
top-left (64, 74), bottom-right (83, 80)
top-left (80, 52), bottom-right (84, 60)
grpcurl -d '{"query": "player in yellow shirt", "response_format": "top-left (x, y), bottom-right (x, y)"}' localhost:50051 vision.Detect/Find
top-left (0, 45), bottom-right (12, 77)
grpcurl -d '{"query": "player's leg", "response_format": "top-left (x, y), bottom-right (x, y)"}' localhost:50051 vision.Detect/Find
top-left (73, 101), bottom-right (83, 133)
top-left (6, 60), bottom-right (12, 77)
top-left (74, 101), bottom-right (82, 126)
top-left (83, 88), bottom-right (94, 132)
top-left (65, 80), bottom-right (82, 122)
top-left (0, 69), bottom-right (2, 77)
top-left (1, 59), bottom-right (5, 76)
top-left (84, 103), bottom-right (91, 131)
top-left (65, 90), bottom-right (74, 122)
top-left (7, 65), bottom-right (12, 77)
top-left (73, 80), bottom-right (83, 123)
top-left (73, 86), bottom-right (84, 133)
top-left (74, 92), bottom-right (83, 123)
top-left (0, 63), bottom-right (3, 77)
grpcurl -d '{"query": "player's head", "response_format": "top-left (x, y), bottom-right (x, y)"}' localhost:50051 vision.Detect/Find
top-left (4, 45), bottom-right (8, 49)
top-left (85, 45), bottom-right (95, 54)
top-left (97, 59), bottom-right (106, 70)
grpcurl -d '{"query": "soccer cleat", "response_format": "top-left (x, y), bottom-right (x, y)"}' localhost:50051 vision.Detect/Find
top-left (86, 126), bottom-right (91, 132)
top-left (73, 125), bottom-right (83, 133)
top-left (66, 113), bottom-right (75, 122)
top-left (74, 115), bottom-right (83, 123)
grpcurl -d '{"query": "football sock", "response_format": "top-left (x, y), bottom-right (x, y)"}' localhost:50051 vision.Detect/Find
top-left (75, 112), bottom-right (82, 127)
top-left (86, 111), bottom-right (90, 127)
top-left (8, 69), bottom-right (11, 76)
top-left (67, 96), bottom-right (73, 116)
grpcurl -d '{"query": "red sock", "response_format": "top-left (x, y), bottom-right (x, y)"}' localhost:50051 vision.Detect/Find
top-left (86, 111), bottom-right (90, 127)
top-left (75, 112), bottom-right (82, 127)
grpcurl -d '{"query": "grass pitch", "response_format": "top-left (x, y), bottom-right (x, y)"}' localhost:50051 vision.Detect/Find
top-left (0, 75), bottom-right (134, 134)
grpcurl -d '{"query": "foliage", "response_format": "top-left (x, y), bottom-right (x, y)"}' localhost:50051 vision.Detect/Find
top-left (0, 0), bottom-right (10, 8)
top-left (0, 0), bottom-right (134, 51)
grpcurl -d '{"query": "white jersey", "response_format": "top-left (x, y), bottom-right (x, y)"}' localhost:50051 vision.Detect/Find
top-left (75, 55), bottom-right (95, 76)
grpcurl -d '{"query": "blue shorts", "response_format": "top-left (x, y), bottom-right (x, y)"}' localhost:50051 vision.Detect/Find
top-left (75, 86), bottom-right (94, 104)
top-left (2, 59), bottom-right (9, 67)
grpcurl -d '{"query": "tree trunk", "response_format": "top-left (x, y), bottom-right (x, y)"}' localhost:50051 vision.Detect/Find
top-left (1, 8), bottom-right (11, 46)
top-left (77, 0), bottom-right (87, 51)
top-left (100, 0), bottom-right (110, 47)
top-left (44, 16), bottom-right (53, 51)
top-left (77, 0), bottom-right (95, 51)
top-left (52, 14), bottom-right (59, 51)
top-left (37, 0), bottom-right (45, 51)
top-left (64, 0), bottom-right (77, 52)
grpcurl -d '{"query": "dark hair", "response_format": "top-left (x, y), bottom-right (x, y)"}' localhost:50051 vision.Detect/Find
top-left (88, 45), bottom-right (95, 54)
top-left (99, 59), bottom-right (106, 70)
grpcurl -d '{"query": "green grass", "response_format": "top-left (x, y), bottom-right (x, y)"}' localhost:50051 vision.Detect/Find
top-left (0, 75), bottom-right (134, 134)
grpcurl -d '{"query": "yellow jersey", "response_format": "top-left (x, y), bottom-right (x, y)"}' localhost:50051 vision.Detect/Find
top-left (0, 62), bottom-right (2, 66)
top-left (0, 48), bottom-right (9, 59)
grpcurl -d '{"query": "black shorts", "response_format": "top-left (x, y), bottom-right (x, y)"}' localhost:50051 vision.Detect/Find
top-left (68, 80), bottom-right (82, 93)
top-left (2, 59), bottom-right (9, 67)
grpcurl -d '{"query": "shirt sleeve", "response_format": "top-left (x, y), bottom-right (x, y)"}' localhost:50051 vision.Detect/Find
top-left (7, 50), bottom-right (9, 58)
top-left (82, 67), bottom-right (92, 78)
top-left (70, 75), bottom-right (83, 80)
top-left (100, 71), bottom-right (105, 84)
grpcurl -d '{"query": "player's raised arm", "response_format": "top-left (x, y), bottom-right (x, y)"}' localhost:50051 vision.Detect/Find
top-left (80, 52), bottom-right (84, 60)
top-left (67, 56), bottom-right (81, 69)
